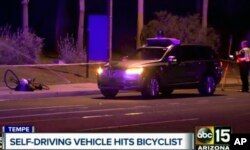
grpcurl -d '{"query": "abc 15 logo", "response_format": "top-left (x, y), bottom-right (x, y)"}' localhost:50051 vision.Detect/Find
top-left (195, 126), bottom-right (231, 145)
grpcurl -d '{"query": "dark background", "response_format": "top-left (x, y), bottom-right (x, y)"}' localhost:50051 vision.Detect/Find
top-left (0, 0), bottom-right (250, 57)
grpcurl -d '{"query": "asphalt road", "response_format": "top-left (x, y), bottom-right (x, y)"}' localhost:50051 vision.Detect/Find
top-left (0, 89), bottom-right (250, 134)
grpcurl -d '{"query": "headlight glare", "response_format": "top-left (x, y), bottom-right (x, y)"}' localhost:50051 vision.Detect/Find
top-left (125, 67), bottom-right (144, 75)
top-left (97, 67), bottom-right (103, 75)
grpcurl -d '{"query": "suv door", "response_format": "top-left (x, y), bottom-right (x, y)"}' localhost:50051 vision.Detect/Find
top-left (177, 45), bottom-right (203, 84)
top-left (164, 45), bottom-right (205, 86)
top-left (162, 45), bottom-right (191, 85)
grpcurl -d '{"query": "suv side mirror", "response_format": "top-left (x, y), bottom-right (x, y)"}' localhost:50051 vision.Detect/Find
top-left (167, 55), bottom-right (177, 64)
top-left (229, 55), bottom-right (234, 60)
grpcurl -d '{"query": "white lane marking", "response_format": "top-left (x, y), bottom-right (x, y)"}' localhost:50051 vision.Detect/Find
top-left (2, 109), bottom-right (197, 125)
top-left (2, 117), bottom-right (81, 124)
top-left (237, 113), bottom-right (250, 117)
top-left (0, 99), bottom-right (8, 102)
top-left (168, 102), bottom-right (180, 105)
top-left (125, 112), bottom-right (144, 116)
top-left (195, 100), bottom-right (209, 104)
top-left (2, 112), bottom-right (142, 124)
top-left (0, 106), bottom-right (149, 119)
top-left (80, 118), bottom-right (199, 131)
top-left (0, 105), bottom-right (88, 112)
top-left (82, 115), bottom-right (113, 119)
top-left (134, 106), bottom-right (151, 108)
top-left (192, 99), bottom-right (249, 105)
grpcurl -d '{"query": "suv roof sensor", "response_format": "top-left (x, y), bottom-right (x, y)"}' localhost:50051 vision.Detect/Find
top-left (146, 37), bottom-right (181, 47)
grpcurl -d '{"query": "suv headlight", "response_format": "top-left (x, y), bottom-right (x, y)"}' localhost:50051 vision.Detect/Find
top-left (97, 67), bottom-right (103, 75)
top-left (125, 67), bottom-right (144, 75)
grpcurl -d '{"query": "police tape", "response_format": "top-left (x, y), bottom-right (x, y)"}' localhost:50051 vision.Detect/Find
top-left (0, 62), bottom-right (106, 68)
top-left (0, 59), bottom-right (238, 68)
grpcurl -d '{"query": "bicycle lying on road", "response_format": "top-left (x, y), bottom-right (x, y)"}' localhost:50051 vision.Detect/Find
top-left (4, 69), bottom-right (49, 91)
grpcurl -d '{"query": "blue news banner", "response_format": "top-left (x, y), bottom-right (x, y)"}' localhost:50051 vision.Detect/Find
top-left (1, 125), bottom-right (250, 150)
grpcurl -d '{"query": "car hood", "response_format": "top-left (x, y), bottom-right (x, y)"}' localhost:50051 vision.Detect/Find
top-left (106, 60), bottom-right (160, 69)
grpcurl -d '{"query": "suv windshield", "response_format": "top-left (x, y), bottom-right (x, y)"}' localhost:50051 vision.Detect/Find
top-left (129, 47), bottom-right (166, 60)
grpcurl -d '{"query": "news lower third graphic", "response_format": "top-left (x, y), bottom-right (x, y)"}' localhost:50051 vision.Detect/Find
top-left (195, 126), bottom-right (250, 150)
top-left (195, 126), bottom-right (231, 150)
top-left (1, 125), bottom-right (249, 150)
top-left (230, 133), bottom-right (249, 150)
top-left (1, 125), bottom-right (194, 150)
top-left (2, 125), bottom-right (34, 133)
top-left (1, 125), bottom-right (35, 150)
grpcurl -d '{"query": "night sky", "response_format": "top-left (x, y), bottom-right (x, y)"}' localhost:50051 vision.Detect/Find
top-left (0, 0), bottom-right (250, 57)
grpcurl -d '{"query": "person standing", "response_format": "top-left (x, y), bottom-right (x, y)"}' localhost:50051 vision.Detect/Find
top-left (236, 40), bottom-right (250, 92)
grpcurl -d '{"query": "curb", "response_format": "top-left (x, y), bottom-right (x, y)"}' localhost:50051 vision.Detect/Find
top-left (0, 90), bottom-right (100, 100)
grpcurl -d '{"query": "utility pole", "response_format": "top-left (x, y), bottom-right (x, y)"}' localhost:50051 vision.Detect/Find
top-left (202, 0), bottom-right (208, 33)
top-left (108, 0), bottom-right (113, 61)
top-left (137, 0), bottom-right (144, 48)
top-left (77, 0), bottom-right (85, 56)
top-left (21, 0), bottom-right (29, 36)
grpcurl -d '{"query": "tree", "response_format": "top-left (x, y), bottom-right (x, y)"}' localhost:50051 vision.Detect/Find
top-left (141, 11), bottom-right (220, 50)
top-left (77, 0), bottom-right (85, 60)
top-left (21, 0), bottom-right (29, 35)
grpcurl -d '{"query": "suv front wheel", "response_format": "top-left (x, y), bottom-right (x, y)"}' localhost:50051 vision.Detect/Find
top-left (141, 77), bottom-right (160, 98)
top-left (161, 88), bottom-right (174, 96)
top-left (198, 76), bottom-right (216, 96)
top-left (100, 89), bottom-right (119, 98)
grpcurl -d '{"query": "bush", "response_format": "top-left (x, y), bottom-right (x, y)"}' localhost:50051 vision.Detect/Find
top-left (0, 26), bottom-right (44, 64)
top-left (57, 35), bottom-right (86, 63)
top-left (141, 11), bottom-right (220, 51)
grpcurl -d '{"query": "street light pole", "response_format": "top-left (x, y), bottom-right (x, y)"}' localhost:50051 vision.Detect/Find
top-left (108, 0), bottom-right (113, 62)
top-left (77, 0), bottom-right (85, 54)
top-left (202, 0), bottom-right (208, 32)
top-left (21, 0), bottom-right (29, 36)
top-left (137, 0), bottom-right (144, 49)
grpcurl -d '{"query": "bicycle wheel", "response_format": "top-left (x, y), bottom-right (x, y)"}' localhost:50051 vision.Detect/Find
top-left (4, 69), bottom-right (20, 90)
top-left (40, 84), bottom-right (50, 90)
